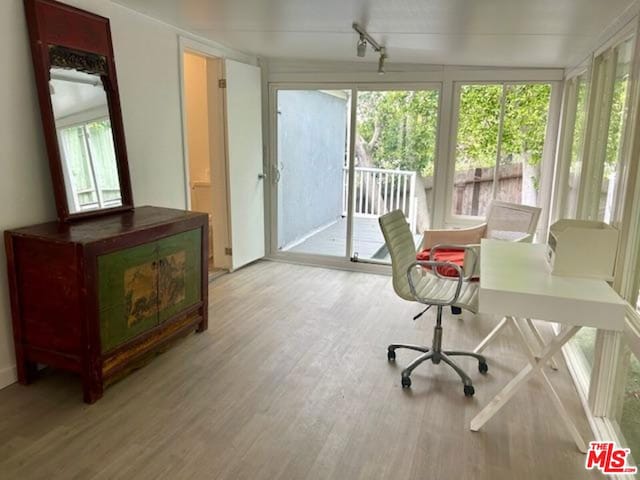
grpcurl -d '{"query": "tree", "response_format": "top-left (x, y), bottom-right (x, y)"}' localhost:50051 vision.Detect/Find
top-left (355, 85), bottom-right (552, 227)
top-left (356, 90), bottom-right (439, 230)
top-left (356, 90), bottom-right (438, 176)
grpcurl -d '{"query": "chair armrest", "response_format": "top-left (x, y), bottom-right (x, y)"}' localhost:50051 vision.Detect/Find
top-left (421, 223), bottom-right (487, 250)
top-left (407, 261), bottom-right (463, 306)
top-left (430, 243), bottom-right (479, 281)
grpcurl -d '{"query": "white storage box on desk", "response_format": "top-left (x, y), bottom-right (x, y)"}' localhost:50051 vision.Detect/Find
top-left (546, 219), bottom-right (619, 281)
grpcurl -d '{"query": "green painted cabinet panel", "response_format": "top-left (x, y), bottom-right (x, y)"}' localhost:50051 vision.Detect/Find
top-left (157, 229), bottom-right (201, 323)
top-left (98, 242), bottom-right (159, 352)
top-left (98, 228), bottom-right (202, 352)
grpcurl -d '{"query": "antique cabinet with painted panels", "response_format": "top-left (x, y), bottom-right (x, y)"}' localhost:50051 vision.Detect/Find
top-left (5, 207), bottom-right (209, 404)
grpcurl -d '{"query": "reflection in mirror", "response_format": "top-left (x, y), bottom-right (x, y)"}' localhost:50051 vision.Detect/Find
top-left (49, 67), bottom-right (122, 213)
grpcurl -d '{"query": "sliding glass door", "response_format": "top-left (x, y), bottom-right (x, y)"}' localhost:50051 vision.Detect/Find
top-left (351, 88), bottom-right (440, 262)
top-left (275, 89), bottom-right (351, 257)
top-left (272, 85), bottom-right (440, 265)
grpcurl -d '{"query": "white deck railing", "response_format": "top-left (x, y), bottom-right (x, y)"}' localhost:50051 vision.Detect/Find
top-left (342, 166), bottom-right (417, 232)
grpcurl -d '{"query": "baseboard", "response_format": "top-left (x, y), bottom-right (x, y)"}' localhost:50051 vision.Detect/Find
top-left (0, 365), bottom-right (18, 389)
top-left (0, 364), bottom-right (17, 390)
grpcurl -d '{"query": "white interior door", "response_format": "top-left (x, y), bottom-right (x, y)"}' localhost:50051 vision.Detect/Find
top-left (224, 59), bottom-right (265, 270)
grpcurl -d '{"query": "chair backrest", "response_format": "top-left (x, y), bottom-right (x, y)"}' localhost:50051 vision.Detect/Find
top-left (379, 210), bottom-right (417, 301)
top-left (485, 200), bottom-right (541, 241)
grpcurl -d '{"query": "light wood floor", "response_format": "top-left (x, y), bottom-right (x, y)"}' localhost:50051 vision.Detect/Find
top-left (0, 261), bottom-right (602, 480)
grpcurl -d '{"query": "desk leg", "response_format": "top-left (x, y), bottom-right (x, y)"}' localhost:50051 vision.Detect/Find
top-left (538, 368), bottom-right (588, 453)
top-left (510, 320), bottom-right (587, 452)
top-left (525, 318), bottom-right (560, 371)
top-left (474, 316), bottom-right (509, 354)
top-left (470, 326), bottom-right (584, 451)
top-left (509, 317), bottom-right (537, 360)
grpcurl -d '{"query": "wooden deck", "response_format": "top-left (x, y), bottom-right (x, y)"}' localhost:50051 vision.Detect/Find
top-left (284, 216), bottom-right (419, 260)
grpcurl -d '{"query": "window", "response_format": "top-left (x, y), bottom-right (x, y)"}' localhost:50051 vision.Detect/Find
top-left (564, 74), bottom-right (589, 218)
top-left (58, 118), bottom-right (121, 212)
top-left (572, 327), bottom-right (597, 371)
top-left (617, 348), bottom-right (640, 469)
top-left (451, 83), bottom-right (552, 217)
top-left (585, 36), bottom-right (634, 223)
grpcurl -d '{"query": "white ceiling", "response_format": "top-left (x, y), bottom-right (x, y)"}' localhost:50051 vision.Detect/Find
top-left (50, 68), bottom-right (107, 119)
top-left (113, 0), bottom-right (638, 68)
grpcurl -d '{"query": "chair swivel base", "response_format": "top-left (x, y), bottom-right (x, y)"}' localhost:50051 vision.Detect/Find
top-left (387, 319), bottom-right (488, 397)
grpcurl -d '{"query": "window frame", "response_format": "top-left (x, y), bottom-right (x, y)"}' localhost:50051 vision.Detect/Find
top-left (56, 115), bottom-right (119, 213)
top-left (557, 17), bottom-right (640, 464)
top-left (443, 80), bottom-right (560, 232)
top-left (553, 69), bottom-right (591, 221)
top-left (579, 33), bottom-right (636, 224)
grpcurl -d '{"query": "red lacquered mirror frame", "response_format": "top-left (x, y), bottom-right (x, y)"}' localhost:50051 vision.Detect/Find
top-left (24, 0), bottom-right (134, 222)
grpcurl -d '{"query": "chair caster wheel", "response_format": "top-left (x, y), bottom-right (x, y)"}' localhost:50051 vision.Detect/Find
top-left (387, 349), bottom-right (396, 361)
top-left (464, 385), bottom-right (475, 397)
top-left (451, 306), bottom-right (462, 315)
top-left (401, 376), bottom-right (411, 388)
top-left (478, 361), bottom-right (488, 374)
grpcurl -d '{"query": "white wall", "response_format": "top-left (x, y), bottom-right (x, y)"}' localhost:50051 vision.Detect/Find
top-left (0, 1), bottom-right (56, 387)
top-left (0, 0), bottom-right (254, 389)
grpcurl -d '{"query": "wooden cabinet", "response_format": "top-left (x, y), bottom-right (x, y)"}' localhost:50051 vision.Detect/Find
top-left (5, 206), bottom-right (208, 403)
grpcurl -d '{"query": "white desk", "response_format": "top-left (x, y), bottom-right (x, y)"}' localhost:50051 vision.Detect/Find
top-left (470, 240), bottom-right (626, 452)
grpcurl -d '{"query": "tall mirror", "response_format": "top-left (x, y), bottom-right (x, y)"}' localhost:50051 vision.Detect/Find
top-left (24, 0), bottom-right (134, 221)
top-left (50, 67), bottom-right (122, 213)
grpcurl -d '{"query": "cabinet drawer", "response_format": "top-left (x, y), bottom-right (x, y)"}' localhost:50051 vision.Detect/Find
top-left (157, 229), bottom-right (202, 322)
top-left (98, 242), bottom-right (159, 352)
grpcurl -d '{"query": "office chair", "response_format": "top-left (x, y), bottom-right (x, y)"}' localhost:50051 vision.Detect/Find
top-left (379, 210), bottom-right (487, 396)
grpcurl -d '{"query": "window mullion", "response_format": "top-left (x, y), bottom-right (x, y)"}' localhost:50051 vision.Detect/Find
top-left (82, 124), bottom-right (104, 209)
top-left (491, 83), bottom-right (508, 200)
top-left (345, 88), bottom-right (357, 260)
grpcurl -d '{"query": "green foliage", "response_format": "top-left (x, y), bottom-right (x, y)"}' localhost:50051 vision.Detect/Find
top-left (87, 119), bottom-right (111, 135)
top-left (604, 74), bottom-right (630, 178)
top-left (457, 84), bottom-right (551, 170)
top-left (569, 76), bottom-right (588, 175)
top-left (456, 85), bottom-right (502, 169)
top-left (357, 90), bottom-right (438, 177)
top-left (502, 84), bottom-right (551, 166)
top-left (356, 84), bottom-right (552, 177)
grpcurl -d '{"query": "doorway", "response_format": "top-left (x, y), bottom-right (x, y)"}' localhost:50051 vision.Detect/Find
top-left (182, 51), bottom-right (231, 275)
top-left (182, 46), bottom-right (266, 274)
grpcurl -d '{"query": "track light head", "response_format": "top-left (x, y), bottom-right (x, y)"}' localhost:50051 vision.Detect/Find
top-left (378, 49), bottom-right (386, 75)
top-left (357, 36), bottom-right (367, 57)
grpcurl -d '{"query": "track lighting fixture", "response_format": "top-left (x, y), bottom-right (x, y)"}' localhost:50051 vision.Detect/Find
top-left (378, 48), bottom-right (386, 75)
top-left (357, 36), bottom-right (367, 57)
top-left (352, 22), bottom-right (387, 74)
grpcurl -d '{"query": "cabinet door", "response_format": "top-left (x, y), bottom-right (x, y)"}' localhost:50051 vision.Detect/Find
top-left (157, 229), bottom-right (202, 323)
top-left (98, 242), bottom-right (159, 352)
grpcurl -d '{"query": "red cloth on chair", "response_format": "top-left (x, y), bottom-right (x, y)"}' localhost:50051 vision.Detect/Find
top-left (416, 248), bottom-right (465, 278)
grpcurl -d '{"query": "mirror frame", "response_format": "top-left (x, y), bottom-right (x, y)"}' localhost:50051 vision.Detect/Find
top-left (24, 0), bottom-right (133, 221)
